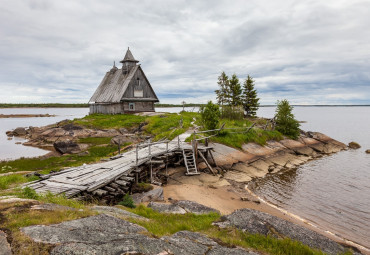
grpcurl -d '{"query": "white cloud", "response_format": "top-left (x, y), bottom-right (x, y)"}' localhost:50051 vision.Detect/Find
top-left (0, 0), bottom-right (369, 104)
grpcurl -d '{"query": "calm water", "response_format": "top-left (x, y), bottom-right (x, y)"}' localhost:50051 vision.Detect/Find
top-left (1, 106), bottom-right (369, 248)
top-left (255, 106), bottom-right (370, 248)
top-left (0, 108), bottom-right (89, 161)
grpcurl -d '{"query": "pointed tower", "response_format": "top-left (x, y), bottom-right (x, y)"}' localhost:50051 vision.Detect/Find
top-left (120, 47), bottom-right (139, 74)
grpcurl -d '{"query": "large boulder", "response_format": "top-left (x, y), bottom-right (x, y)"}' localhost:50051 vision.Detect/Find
top-left (214, 208), bottom-right (351, 255)
top-left (21, 214), bottom-right (255, 255)
top-left (53, 140), bottom-right (81, 154)
top-left (131, 187), bottom-right (164, 204)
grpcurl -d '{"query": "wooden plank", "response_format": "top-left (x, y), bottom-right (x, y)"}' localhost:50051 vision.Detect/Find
top-left (198, 151), bottom-right (216, 176)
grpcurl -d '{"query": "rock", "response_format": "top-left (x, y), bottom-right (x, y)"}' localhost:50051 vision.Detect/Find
top-left (53, 140), bottom-right (80, 154)
top-left (91, 205), bottom-right (148, 221)
top-left (215, 208), bottom-right (348, 255)
top-left (131, 187), bottom-right (164, 204)
top-left (22, 214), bottom-right (255, 255)
top-left (7, 137), bottom-right (12, 140)
top-left (0, 230), bottom-right (12, 255)
top-left (348, 142), bottom-right (361, 149)
top-left (174, 200), bottom-right (220, 215)
top-left (15, 142), bottom-right (22, 144)
top-left (13, 127), bottom-right (27, 136)
top-left (30, 203), bottom-right (75, 211)
top-left (118, 127), bottom-right (128, 134)
top-left (148, 202), bottom-right (187, 214)
top-left (366, 149), bottom-right (370, 154)
top-left (61, 123), bottom-right (83, 131)
top-left (110, 135), bottom-right (134, 145)
top-left (0, 197), bottom-right (38, 204)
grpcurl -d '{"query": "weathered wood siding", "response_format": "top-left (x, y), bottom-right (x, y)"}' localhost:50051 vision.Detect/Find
top-left (123, 68), bottom-right (157, 99)
top-left (123, 102), bottom-right (154, 112)
top-left (89, 103), bottom-right (124, 114)
top-left (89, 102), bottom-right (154, 114)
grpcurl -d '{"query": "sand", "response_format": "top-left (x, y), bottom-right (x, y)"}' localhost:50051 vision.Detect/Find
top-left (162, 169), bottom-right (370, 255)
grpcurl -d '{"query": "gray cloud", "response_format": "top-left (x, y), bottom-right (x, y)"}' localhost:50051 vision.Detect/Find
top-left (0, 0), bottom-right (369, 104)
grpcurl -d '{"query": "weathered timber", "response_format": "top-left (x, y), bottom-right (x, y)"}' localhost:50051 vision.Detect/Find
top-left (198, 151), bottom-right (217, 176)
top-left (26, 131), bottom-right (193, 203)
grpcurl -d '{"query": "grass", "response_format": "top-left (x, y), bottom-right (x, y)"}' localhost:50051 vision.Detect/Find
top-left (122, 204), bottom-right (219, 236)
top-left (19, 187), bottom-right (88, 209)
top-left (73, 113), bottom-right (146, 129)
top-left (144, 112), bottom-right (199, 141)
top-left (119, 205), bottom-right (341, 255)
top-left (0, 175), bottom-right (39, 190)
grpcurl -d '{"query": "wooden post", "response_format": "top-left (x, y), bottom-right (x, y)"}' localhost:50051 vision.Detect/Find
top-left (118, 139), bottom-right (121, 154)
top-left (193, 131), bottom-right (198, 163)
top-left (205, 138), bottom-right (209, 158)
top-left (136, 145), bottom-right (139, 165)
top-left (150, 158), bottom-right (153, 183)
top-left (177, 135), bottom-right (180, 148)
top-left (149, 144), bottom-right (151, 156)
top-left (166, 141), bottom-right (169, 152)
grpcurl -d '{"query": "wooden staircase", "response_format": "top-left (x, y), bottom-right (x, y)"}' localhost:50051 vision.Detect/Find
top-left (182, 148), bottom-right (199, 175)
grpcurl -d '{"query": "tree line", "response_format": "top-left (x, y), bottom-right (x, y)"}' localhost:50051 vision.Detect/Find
top-left (215, 72), bottom-right (260, 117)
top-left (200, 71), bottom-right (300, 139)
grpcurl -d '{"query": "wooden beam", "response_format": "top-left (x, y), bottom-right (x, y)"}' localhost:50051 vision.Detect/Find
top-left (198, 151), bottom-right (216, 176)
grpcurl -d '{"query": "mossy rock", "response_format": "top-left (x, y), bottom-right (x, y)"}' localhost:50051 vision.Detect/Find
top-left (348, 141), bottom-right (361, 149)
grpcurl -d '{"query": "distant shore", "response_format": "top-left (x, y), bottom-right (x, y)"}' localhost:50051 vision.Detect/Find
top-left (0, 114), bottom-right (56, 118)
top-left (0, 103), bottom-right (369, 108)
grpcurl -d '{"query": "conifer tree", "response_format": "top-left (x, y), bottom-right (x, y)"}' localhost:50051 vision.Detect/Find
top-left (228, 74), bottom-right (242, 107)
top-left (242, 75), bottom-right (260, 117)
top-left (215, 72), bottom-right (229, 106)
top-left (275, 99), bottom-right (300, 139)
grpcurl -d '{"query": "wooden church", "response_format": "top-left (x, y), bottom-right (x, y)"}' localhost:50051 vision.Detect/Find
top-left (89, 48), bottom-right (159, 114)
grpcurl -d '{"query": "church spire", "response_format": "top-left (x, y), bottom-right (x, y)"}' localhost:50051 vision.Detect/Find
top-left (120, 47), bottom-right (139, 64)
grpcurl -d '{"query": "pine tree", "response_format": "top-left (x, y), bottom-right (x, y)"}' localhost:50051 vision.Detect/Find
top-left (275, 99), bottom-right (300, 139)
top-left (242, 75), bottom-right (260, 117)
top-left (228, 74), bottom-right (242, 107)
top-left (215, 72), bottom-right (229, 106)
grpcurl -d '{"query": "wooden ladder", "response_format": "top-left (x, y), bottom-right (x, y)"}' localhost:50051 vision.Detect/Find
top-left (182, 148), bottom-right (199, 175)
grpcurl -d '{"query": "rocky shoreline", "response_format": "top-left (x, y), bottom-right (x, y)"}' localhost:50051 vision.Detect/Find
top-left (6, 120), bottom-right (368, 254)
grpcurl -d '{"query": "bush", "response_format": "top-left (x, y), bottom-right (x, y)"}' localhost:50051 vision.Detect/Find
top-left (275, 100), bottom-right (300, 139)
top-left (21, 187), bottom-right (39, 199)
top-left (200, 101), bottom-right (221, 130)
top-left (118, 193), bottom-right (136, 208)
top-left (220, 105), bottom-right (244, 120)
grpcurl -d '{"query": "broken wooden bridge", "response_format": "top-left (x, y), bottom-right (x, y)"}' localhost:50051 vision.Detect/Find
top-left (25, 130), bottom-right (216, 201)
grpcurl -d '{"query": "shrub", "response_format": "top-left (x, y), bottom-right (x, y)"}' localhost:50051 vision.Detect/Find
top-left (275, 100), bottom-right (300, 139)
top-left (220, 105), bottom-right (244, 120)
top-left (118, 193), bottom-right (136, 208)
top-left (200, 101), bottom-right (221, 130)
top-left (21, 187), bottom-right (39, 199)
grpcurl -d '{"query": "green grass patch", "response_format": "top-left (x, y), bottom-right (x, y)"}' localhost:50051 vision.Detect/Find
top-left (73, 113), bottom-right (146, 130)
top-left (78, 136), bottom-right (113, 145)
top-left (0, 174), bottom-right (39, 190)
top-left (193, 118), bottom-right (283, 148)
top-left (19, 187), bottom-right (87, 209)
top-left (123, 205), bottom-right (220, 236)
top-left (144, 112), bottom-right (199, 141)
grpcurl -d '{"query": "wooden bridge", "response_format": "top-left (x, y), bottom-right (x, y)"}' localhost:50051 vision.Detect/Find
top-left (26, 131), bottom-right (196, 198)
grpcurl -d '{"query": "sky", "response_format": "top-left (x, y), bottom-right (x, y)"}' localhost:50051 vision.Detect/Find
top-left (0, 0), bottom-right (369, 105)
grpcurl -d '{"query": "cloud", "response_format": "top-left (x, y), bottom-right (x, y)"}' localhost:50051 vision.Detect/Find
top-left (0, 0), bottom-right (369, 104)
